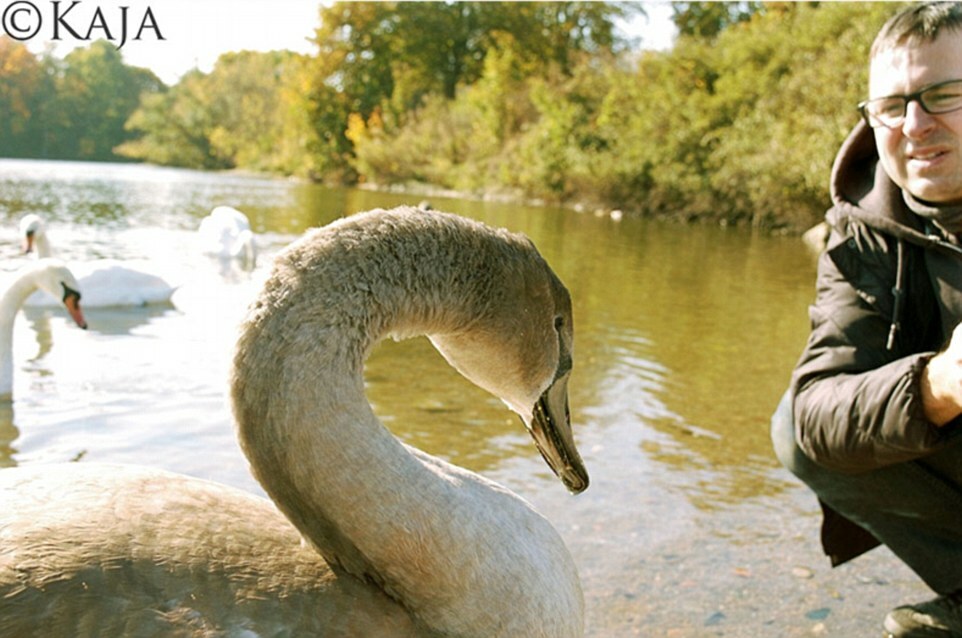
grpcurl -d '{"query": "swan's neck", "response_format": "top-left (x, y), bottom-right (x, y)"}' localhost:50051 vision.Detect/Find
top-left (33, 233), bottom-right (53, 259)
top-left (0, 273), bottom-right (39, 397)
top-left (232, 221), bottom-right (582, 637)
top-left (235, 285), bottom-right (479, 616)
top-left (231, 230), bottom-right (255, 260)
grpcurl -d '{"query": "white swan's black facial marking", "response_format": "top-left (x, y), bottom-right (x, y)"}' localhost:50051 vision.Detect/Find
top-left (61, 282), bottom-right (81, 304)
top-left (60, 282), bottom-right (87, 330)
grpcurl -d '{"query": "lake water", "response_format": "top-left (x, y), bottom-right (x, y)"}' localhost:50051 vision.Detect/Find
top-left (0, 159), bottom-right (929, 636)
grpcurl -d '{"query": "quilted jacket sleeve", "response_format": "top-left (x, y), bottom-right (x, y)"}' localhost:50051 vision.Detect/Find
top-left (790, 217), bottom-right (952, 473)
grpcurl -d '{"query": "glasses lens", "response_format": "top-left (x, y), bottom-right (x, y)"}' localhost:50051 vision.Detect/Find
top-left (921, 80), bottom-right (962, 114)
top-left (863, 96), bottom-right (906, 128)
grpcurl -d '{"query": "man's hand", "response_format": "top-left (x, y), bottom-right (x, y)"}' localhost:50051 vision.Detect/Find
top-left (921, 323), bottom-right (962, 426)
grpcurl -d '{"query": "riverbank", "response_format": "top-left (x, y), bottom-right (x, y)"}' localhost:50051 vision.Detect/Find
top-left (355, 178), bottom-right (819, 233)
top-left (574, 487), bottom-right (929, 637)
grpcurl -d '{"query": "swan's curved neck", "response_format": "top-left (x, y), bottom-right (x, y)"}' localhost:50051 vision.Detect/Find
top-left (33, 232), bottom-right (53, 259)
top-left (233, 237), bottom-right (481, 582)
top-left (0, 272), bottom-right (40, 397)
top-left (231, 217), bottom-right (581, 636)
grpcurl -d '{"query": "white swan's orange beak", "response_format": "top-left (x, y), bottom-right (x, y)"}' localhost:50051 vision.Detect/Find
top-left (23, 231), bottom-right (34, 255)
top-left (527, 372), bottom-right (588, 494)
top-left (63, 292), bottom-right (88, 330)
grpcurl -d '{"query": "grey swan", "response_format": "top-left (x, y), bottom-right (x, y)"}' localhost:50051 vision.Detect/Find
top-left (0, 207), bottom-right (589, 637)
top-left (0, 259), bottom-right (87, 399)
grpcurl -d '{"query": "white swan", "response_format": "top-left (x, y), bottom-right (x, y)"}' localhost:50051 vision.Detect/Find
top-left (19, 214), bottom-right (176, 307)
top-left (198, 205), bottom-right (257, 264)
top-left (0, 207), bottom-right (589, 637)
top-left (0, 259), bottom-right (87, 399)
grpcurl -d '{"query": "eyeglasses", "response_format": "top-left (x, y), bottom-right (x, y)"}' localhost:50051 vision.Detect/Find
top-left (858, 79), bottom-right (962, 129)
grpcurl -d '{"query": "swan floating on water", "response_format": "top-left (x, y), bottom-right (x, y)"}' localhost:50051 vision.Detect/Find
top-left (19, 214), bottom-right (176, 308)
top-left (0, 207), bottom-right (589, 637)
top-left (0, 259), bottom-right (87, 399)
top-left (198, 205), bottom-right (257, 264)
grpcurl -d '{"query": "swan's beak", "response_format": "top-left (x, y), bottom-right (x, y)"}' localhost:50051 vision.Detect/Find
top-left (23, 231), bottom-right (34, 255)
top-left (63, 294), bottom-right (88, 330)
top-left (527, 372), bottom-right (589, 494)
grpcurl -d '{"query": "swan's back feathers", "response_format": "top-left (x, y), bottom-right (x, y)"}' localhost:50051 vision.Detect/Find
top-left (0, 464), bottom-right (432, 637)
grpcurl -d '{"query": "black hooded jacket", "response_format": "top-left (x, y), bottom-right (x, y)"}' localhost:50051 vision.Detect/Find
top-left (790, 121), bottom-right (962, 564)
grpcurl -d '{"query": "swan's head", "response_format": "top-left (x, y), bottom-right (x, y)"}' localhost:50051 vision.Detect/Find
top-left (19, 214), bottom-right (45, 255)
top-left (429, 243), bottom-right (588, 494)
top-left (30, 260), bottom-right (87, 330)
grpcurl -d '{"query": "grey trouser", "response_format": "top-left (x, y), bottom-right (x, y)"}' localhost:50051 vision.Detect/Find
top-left (771, 391), bottom-right (962, 594)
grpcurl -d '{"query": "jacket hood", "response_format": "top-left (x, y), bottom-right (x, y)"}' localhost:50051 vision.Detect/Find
top-left (829, 121), bottom-right (926, 235)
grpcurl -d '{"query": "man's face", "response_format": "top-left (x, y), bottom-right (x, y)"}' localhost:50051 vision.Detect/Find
top-left (870, 31), bottom-right (962, 205)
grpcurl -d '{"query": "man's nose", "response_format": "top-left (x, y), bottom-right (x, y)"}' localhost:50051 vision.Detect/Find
top-left (902, 99), bottom-right (938, 138)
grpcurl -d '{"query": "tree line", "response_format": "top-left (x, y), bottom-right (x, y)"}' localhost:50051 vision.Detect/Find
top-left (0, 38), bottom-right (161, 160)
top-left (0, 2), bottom-right (899, 231)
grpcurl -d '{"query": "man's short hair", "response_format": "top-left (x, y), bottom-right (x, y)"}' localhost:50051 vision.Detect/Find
top-left (871, 1), bottom-right (962, 58)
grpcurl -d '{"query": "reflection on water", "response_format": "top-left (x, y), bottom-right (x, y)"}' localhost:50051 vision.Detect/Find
top-left (1, 158), bottom-right (905, 636)
top-left (22, 312), bottom-right (53, 363)
top-left (0, 402), bottom-right (17, 468)
top-left (26, 304), bottom-right (175, 338)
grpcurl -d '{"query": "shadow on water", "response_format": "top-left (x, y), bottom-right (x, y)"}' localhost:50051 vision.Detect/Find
top-left (81, 304), bottom-right (177, 337)
top-left (23, 312), bottom-right (53, 363)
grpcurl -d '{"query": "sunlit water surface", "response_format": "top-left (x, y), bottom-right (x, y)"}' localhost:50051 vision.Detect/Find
top-left (0, 159), bottom-right (929, 636)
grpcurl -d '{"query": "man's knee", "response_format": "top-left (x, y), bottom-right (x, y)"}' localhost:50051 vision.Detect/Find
top-left (772, 390), bottom-right (801, 470)
top-left (771, 389), bottom-right (824, 483)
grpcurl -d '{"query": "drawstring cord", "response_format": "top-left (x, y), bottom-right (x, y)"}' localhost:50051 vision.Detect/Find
top-left (887, 238), bottom-right (905, 351)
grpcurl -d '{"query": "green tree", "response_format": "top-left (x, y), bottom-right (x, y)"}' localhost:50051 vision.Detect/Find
top-left (53, 40), bottom-right (162, 160)
top-left (671, 2), bottom-right (763, 38)
top-left (204, 50), bottom-right (302, 171)
top-left (119, 50), bottom-right (317, 174)
top-left (0, 38), bottom-right (159, 161)
top-left (0, 38), bottom-right (50, 157)
top-left (308, 1), bottom-right (630, 181)
top-left (348, 2), bottom-right (903, 230)
top-left (705, 2), bottom-right (894, 228)
top-left (117, 70), bottom-right (226, 169)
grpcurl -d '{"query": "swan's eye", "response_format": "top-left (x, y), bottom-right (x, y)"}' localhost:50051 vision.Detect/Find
top-left (554, 315), bottom-right (564, 331)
